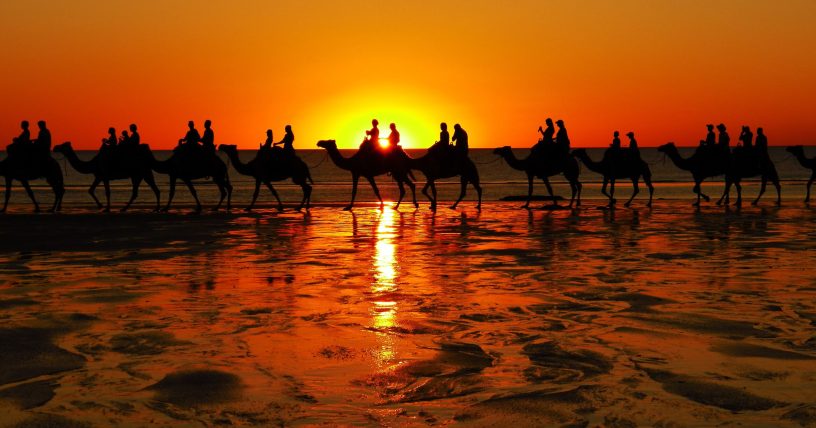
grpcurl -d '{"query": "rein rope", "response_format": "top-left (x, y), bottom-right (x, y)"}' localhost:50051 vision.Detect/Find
top-left (473, 156), bottom-right (502, 166)
top-left (308, 152), bottom-right (329, 169)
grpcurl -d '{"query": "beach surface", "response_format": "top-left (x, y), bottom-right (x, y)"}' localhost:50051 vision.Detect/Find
top-left (1, 202), bottom-right (816, 426)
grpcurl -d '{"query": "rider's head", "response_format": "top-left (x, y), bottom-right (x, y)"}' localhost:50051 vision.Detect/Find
top-left (285, 124), bottom-right (292, 132)
top-left (130, 124), bottom-right (137, 132)
top-left (121, 130), bottom-right (128, 136)
top-left (37, 120), bottom-right (46, 129)
top-left (546, 118), bottom-right (554, 126)
top-left (440, 122), bottom-right (447, 130)
top-left (204, 120), bottom-right (212, 128)
top-left (266, 129), bottom-right (272, 137)
top-left (108, 127), bottom-right (116, 135)
top-left (757, 127), bottom-right (764, 135)
top-left (390, 123), bottom-right (396, 131)
top-left (556, 119), bottom-right (564, 126)
top-left (21, 120), bottom-right (29, 129)
top-left (614, 131), bottom-right (619, 137)
top-left (372, 119), bottom-right (379, 127)
top-left (717, 123), bottom-right (726, 131)
top-left (707, 124), bottom-right (714, 131)
top-left (626, 131), bottom-right (635, 138)
top-left (454, 124), bottom-right (461, 131)
top-left (188, 121), bottom-right (195, 129)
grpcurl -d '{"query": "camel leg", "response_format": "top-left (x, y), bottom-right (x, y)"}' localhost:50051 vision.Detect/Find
top-left (163, 177), bottom-right (177, 212)
top-left (344, 174), bottom-right (359, 211)
top-left (608, 178), bottom-right (617, 207)
top-left (645, 176), bottom-right (654, 208)
top-left (717, 180), bottom-right (730, 206)
top-left (225, 176), bottom-right (233, 211)
top-left (365, 176), bottom-right (384, 209)
top-left (144, 172), bottom-right (161, 212)
top-left (88, 178), bottom-right (103, 209)
top-left (48, 181), bottom-right (64, 213)
top-left (122, 177), bottom-right (141, 212)
top-left (806, 173), bottom-right (815, 203)
top-left (182, 179), bottom-right (202, 213)
top-left (522, 173), bottom-right (533, 209)
top-left (394, 179), bottom-right (405, 209)
top-left (472, 177), bottom-right (482, 211)
top-left (542, 177), bottom-right (557, 207)
top-left (734, 181), bottom-right (743, 207)
top-left (430, 182), bottom-right (438, 211)
top-left (265, 181), bottom-right (284, 211)
top-left (773, 176), bottom-right (782, 206)
top-left (421, 182), bottom-right (433, 205)
top-left (600, 178), bottom-right (610, 200)
top-left (247, 179), bottom-right (261, 211)
top-left (625, 177), bottom-right (640, 207)
top-left (295, 178), bottom-right (310, 211)
top-left (407, 178), bottom-right (418, 209)
top-left (21, 181), bottom-right (40, 213)
top-left (450, 176), bottom-right (467, 210)
top-left (212, 178), bottom-right (227, 212)
top-left (102, 179), bottom-right (112, 213)
top-left (692, 181), bottom-right (702, 206)
top-left (753, 178), bottom-right (767, 206)
top-left (0, 178), bottom-right (12, 213)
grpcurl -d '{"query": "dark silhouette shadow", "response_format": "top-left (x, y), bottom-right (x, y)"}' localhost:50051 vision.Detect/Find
top-left (54, 139), bottom-right (161, 212)
top-left (718, 127), bottom-right (780, 207)
top-left (2, 120), bottom-right (64, 212)
top-left (316, 138), bottom-right (417, 211)
top-left (218, 142), bottom-right (313, 212)
top-left (658, 142), bottom-right (731, 206)
top-left (493, 145), bottom-right (581, 209)
top-left (147, 122), bottom-right (232, 212)
top-left (572, 148), bottom-right (653, 207)
top-left (786, 145), bottom-right (815, 203)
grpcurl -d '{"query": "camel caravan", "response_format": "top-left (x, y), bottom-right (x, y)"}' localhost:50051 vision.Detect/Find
top-left (0, 118), bottom-right (811, 213)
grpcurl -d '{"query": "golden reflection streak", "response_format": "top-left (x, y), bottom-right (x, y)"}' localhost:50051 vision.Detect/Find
top-left (372, 205), bottom-right (399, 365)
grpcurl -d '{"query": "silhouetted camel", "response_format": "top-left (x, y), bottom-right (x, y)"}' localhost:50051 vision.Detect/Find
top-left (0, 147), bottom-right (64, 213)
top-left (493, 146), bottom-right (581, 208)
top-left (218, 144), bottom-right (313, 211)
top-left (316, 140), bottom-right (417, 210)
top-left (572, 148), bottom-right (653, 207)
top-left (658, 143), bottom-right (730, 206)
top-left (54, 142), bottom-right (160, 212)
top-left (405, 149), bottom-right (482, 210)
top-left (787, 146), bottom-right (816, 203)
top-left (147, 145), bottom-right (232, 212)
top-left (717, 148), bottom-right (780, 207)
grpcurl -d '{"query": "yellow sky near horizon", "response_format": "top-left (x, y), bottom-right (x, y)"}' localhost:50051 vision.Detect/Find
top-left (1, 0), bottom-right (815, 149)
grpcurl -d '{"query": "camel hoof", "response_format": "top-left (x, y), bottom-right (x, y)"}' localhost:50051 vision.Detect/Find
top-left (343, 205), bottom-right (352, 211)
top-left (520, 204), bottom-right (530, 209)
top-left (277, 206), bottom-right (284, 212)
top-left (646, 203), bottom-right (652, 208)
top-left (414, 203), bottom-right (419, 209)
top-left (703, 196), bottom-right (711, 202)
top-left (244, 207), bottom-right (253, 212)
top-left (449, 205), bottom-right (457, 210)
top-left (476, 205), bottom-right (482, 211)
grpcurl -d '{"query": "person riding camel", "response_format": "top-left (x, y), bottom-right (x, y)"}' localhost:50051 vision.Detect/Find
top-left (178, 121), bottom-right (201, 148)
top-left (738, 125), bottom-right (753, 151)
top-left (33, 120), bottom-right (51, 157)
top-left (532, 118), bottom-right (555, 157)
top-left (274, 124), bottom-right (295, 156)
top-left (704, 124), bottom-right (716, 147)
top-left (429, 122), bottom-right (450, 156)
top-left (555, 119), bottom-right (570, 156)
top-left (384, 123), bottom-right (399, 153)
top-left (626, 131), bottom-right (641, 160)
top-left (361, 119), bottom-right (379, 154)
top-left (262, 129), bottom-right (274, 149)
top-left (201, 120), bottom-right (215, 153)
top-left (125, 124), bottom-right (140, 148)
top-left (452, 123), bottom-right (468, 157)
top-left (12, 120), bottom-right (31, 148)
top-left (100, 127), bottom-right (117, 151)
top-left (119, 130), bottom-right (129, 146)
top-left (610, 130), bottom-right (621, 149)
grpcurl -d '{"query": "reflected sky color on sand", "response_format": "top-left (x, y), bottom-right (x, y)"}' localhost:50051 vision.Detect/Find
top-left (1, 202), bottom-right (816, 425)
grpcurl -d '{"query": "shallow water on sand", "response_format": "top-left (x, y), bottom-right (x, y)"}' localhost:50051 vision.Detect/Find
top-left (2, 202), bottom-right (816, 426)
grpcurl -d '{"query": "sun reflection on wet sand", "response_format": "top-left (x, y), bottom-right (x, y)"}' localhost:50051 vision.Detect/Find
top-left (371, 205), bottom-right (399, 366)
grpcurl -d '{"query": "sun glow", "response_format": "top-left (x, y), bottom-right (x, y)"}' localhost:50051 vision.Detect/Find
top-left (371, 207), bottom-right (399, 365)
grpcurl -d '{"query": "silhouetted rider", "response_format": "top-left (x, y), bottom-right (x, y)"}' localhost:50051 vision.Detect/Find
top-left (201, 120), bottom-right (215, 152)
top-left (33, 120), bottom-right (51, 155)
top-left (755, 127), bottom-right (768, 152)
top-left (179, 121), bottom-right (201, 147)
top-left (12, 120), bottom-right (31, 146)
top-left (555, 119), bottom-right (570, 155)
top-left (452, 123), bottom-right (468, 157)
top-left (610, 130), bottom-right (621, 149)
top-left (101, 127), bottom-right (117, 150)
top-left (127, 124), bottom-right (140, 146)
top-left (385, 123), bottom-right (399, 152)
top-left (738, 125), bottom-right (753, 149)
top-left (361, 119), bottom-right (379, 153)
top-left (430, 122), bottom-right (450, 155)
top-left (716, 123), bottom-right (729, 148)
top-left (274, 125), bottom-right (295, 155)
top-left (704, 124), bottom-right (716, 147)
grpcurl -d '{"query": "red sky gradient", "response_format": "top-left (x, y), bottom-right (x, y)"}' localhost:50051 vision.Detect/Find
top-left (1, 1), bottom-right (815, 149)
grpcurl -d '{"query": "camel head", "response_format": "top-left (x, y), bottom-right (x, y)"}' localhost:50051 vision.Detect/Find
top-left (218, 144), bottom-right (238, 155)
top-left (657, 142), bottom-right (677, 154)
top-left (53, 141), bottom-right (73, 154)
top-left (316, 140), bottom-right (337, 150)
top-left (786, 145), bottom-right (804, 155)
top-left (492, 146), bottom-right (512, 156)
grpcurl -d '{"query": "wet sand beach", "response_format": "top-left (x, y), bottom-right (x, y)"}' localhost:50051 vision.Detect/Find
top-left (2, 202), bottom-right (816, 426)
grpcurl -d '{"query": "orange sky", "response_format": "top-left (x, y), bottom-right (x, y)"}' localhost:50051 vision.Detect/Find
top-left (2, 0), bottom-right (815, 149)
